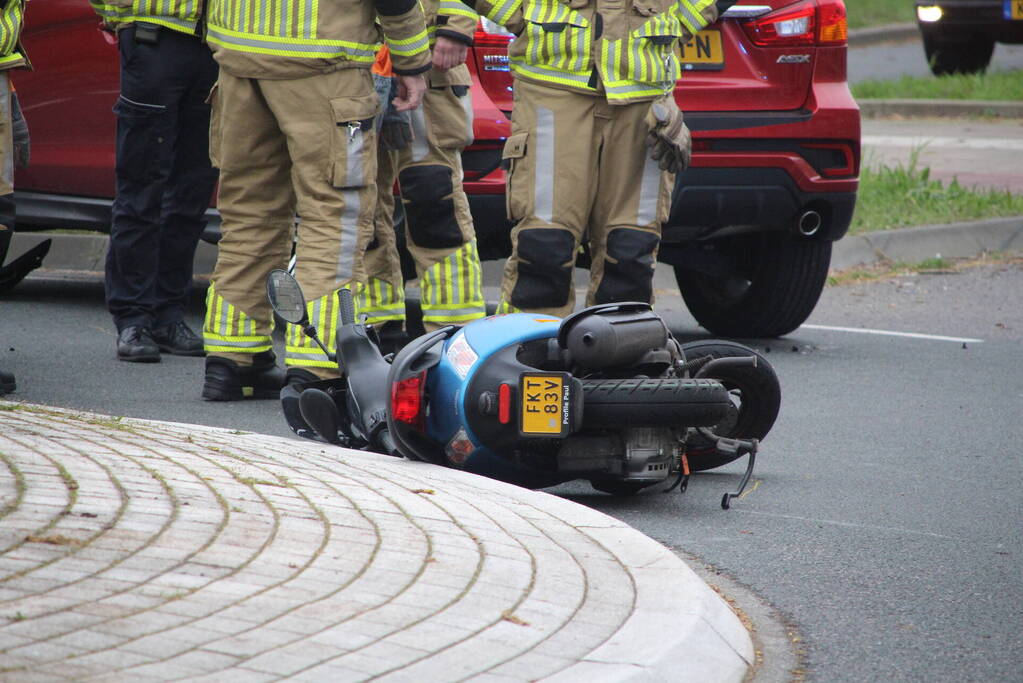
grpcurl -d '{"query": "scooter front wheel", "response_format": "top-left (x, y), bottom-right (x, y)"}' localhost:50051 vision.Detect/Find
top-left (680, 340), bottom-right (780, 471)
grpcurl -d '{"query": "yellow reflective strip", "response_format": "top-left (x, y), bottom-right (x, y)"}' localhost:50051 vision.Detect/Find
top-left (203, 333), bottom-right (271, 343)
top-left (387, 28), bottom-right (429, 46)
top-left (205, 344), bottom-right (273, 354)
top-left (327, 293), bottom-right (339, 355)
top-left (205, 34), bottom-right (378, 59)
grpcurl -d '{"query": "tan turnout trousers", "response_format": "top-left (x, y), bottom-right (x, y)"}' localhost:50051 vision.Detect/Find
top-left (360, 71), bottom-right (485, 332)
top-left (497, 78), bottom-right (674, 318)
top-left (204, 68), bottom-right (378, 376)
top-left (0, 73), bottom-right (12, 198)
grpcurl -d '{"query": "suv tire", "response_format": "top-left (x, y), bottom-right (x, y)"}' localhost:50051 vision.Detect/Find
top-left (923, 34), bottom-right (995, 75)
top-left (674, 234), bottom-right (832, 338)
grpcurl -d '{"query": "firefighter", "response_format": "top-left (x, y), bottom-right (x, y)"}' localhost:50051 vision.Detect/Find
top-left (464, 0), bottom-right (720, 317)
top-left (90, 0), bottom-right (219, 362)
top-left (200, 0), bottom-right (431, 400)
top-left (359, 0), bottom-right (486, 347)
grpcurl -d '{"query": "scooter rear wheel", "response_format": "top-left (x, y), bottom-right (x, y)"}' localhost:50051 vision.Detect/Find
top-left (579, 378), bottom-right (731, 429)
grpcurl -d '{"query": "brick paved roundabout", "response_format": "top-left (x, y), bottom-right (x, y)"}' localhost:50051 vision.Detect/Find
top-left (0, 403), bottom-right (753, 682)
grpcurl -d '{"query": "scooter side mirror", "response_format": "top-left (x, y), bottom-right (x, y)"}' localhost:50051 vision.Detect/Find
top-left (266, 269), bottom-right (309, 326)
top-left (265, 269), bottom-right (336, 363)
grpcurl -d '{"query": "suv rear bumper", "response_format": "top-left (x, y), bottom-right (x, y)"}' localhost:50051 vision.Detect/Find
top-left (666, 166), bottom-right (856, 243)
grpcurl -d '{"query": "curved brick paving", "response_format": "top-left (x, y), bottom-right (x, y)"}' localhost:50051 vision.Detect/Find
top-left (0, 403), bottom-right (752, 682)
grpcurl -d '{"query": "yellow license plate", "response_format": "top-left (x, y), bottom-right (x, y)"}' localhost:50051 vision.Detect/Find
top-left (520, 372), bottom-right (570, 436)
top-left (680, 29), bottom-right (724, 70)
top-left (1011, 0), bottom-right (1023, 20)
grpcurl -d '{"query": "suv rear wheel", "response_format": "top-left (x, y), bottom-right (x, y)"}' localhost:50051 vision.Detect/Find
top-left (674, 234), bottom-right (832, 338)
top-left (923, 34), bottom-right (995, 75)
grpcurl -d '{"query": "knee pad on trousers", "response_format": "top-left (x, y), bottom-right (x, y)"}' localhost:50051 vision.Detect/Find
top-left (511, 228), bottom-right (576, 310)
top-left (594, 228), bottom-right (659, 304)
top-left (398, 165), bottom-right (463, 249)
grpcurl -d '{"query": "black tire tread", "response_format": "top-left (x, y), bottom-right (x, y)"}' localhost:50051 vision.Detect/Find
top-left (580, 377), bottom-right (731, 428)
top-left (676, 236), bottom-right (831, 338)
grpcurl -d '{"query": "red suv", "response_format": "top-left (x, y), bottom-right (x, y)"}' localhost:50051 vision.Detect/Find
top-left (13, 0), bottom-right (859, 338)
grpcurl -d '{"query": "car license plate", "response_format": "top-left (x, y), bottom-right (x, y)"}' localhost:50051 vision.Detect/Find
top-left (1009, 0), bottom-right (1023, 20)
top-left (520, 372), bottom-right (571, 436)
top-left (680, 30), bottom-right (724, 70)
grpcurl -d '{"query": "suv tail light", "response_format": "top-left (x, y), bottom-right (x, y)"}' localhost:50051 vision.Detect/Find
top-left (392, 372), bottom-right (426, 429)
top-left (475, 18), bottom-right (514, 48)
top-left (741, 0), bottom-right (847, 47)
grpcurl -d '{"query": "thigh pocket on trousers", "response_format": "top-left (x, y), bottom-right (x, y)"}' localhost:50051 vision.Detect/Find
top-left (501, 132), bottom-right (529, 222)
top-left (425, 86), bottom-right (474, 150)
top-left (329, 94), bottom-right (380, 189)
top-left (113, 95), bottom-right (167, 182)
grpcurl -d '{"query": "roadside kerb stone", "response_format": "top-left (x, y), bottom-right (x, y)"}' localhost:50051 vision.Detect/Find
top-left (831, 216), bottom-right (1023, 271)
top-left (0, 403), bottom-right (752, 682)
top-left (848, 23), bottom-right (919, 48)
top-left (858, 99), bottom-right (1023, 119)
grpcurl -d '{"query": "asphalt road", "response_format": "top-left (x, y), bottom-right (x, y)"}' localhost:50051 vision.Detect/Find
top-left (578, 261), bottom-right (1023, 682)
top-left (848, 37), bottom-right (1023, 84)
top-left (3, 260), bottom-right (1022, 682)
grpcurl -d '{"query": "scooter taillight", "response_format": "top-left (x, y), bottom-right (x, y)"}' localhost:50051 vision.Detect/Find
top-left (391, 372), bottom-right (426, 430)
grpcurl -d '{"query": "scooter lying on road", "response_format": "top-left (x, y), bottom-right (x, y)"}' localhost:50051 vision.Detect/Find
top-left (268, 270), bottom-right (781, 509)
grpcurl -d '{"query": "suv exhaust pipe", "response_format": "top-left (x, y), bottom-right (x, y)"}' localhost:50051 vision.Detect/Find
top-left (796, 210), bottom-right (822, 237)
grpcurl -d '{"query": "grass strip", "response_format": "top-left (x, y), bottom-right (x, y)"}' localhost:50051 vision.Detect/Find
top-left (852, 69), bottom-right (1023, 101)
top-left (850, 150), bottom-right (1023, 235)
top-left (846, 0), bottom-right (915, 30)
top-left (828, 252), bottom-right (1022, 286)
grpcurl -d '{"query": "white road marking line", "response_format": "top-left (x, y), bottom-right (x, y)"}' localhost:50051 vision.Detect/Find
top-left (861, 135), bottom-right (1023, 151)
top-left (801, 324), bottom-right (984, 344)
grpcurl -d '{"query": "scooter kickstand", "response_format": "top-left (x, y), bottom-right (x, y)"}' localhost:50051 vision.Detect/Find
top-left (720, 438), bottom-right (758, 510)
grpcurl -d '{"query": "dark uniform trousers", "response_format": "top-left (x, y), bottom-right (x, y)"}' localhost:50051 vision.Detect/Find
top-left (105, 24), bottom-right (219, 332)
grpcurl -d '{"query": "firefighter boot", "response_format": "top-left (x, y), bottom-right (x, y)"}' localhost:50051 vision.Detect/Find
top-left (202, 351), bottom-right (286, 401)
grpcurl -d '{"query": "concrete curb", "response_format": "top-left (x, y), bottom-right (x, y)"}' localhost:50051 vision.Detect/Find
top-left (0, 403), bottom-right (753, 681)
top-left (12, 217), bottom-right (1023, 284)
top-left (848, 22), bottom-right (920, 48)
top-left (858, 99), bottom-right (1023, 119)
top-left (831, 216), bottom-right (1023, 271)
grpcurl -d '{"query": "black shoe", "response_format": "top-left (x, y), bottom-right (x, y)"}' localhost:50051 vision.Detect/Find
top-left (117, 325), bottom-right (161, 363)
top-left (0, 368), bottom-right (14, 395)
top-left (202, 350), bottom-right (285, 401)
top-left (153, 321), bottom-right (205, 357)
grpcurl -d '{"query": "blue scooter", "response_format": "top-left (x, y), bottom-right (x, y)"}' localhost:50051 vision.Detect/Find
top-left (267, 270), bottom-right (780, 508)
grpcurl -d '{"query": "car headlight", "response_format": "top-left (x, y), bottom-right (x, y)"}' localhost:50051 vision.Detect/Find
top-left (917, 5), bottom-right (944, 22)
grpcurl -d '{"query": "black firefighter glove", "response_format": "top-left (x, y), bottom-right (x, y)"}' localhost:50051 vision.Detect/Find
top-left (645, 101), bottom-right (691, 174)
top-left (11, 91), bottom-right (29, 169)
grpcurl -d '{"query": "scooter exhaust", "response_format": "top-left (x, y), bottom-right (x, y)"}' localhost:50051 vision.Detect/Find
top-left (796, 210), bottom-right (822, 237)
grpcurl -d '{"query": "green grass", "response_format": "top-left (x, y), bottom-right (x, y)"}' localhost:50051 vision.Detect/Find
top-left (853, 69), bottom-right (1023, 100)
top-left (845, 0), bottom-right (916, 30)
top-left (851, 150), bottom-right (1023, 234)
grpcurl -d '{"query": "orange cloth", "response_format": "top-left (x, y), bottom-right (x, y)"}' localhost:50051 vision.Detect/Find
top-left (372, 46), bottom-right (393, 77)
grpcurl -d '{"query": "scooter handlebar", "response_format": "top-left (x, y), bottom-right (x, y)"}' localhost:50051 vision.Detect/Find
top-left (338, 287), bottom-right (356, 326)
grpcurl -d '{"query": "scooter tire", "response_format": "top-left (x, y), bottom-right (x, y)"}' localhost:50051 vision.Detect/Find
top-left (579, 378), bottom-right (731, 429)
top-left (680, 340), bottom-right (781, 471)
